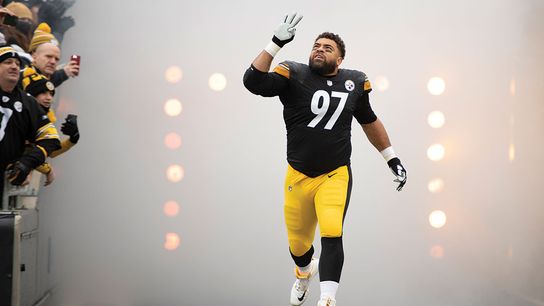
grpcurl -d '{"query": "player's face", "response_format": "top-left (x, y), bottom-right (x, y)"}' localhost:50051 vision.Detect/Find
top-left (309, 38), bottom-right (343, 76)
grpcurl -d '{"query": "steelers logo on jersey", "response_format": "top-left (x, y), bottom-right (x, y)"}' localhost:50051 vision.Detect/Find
top-left (345, 80), bottom-right (355, 92)
top-left (14, 101), bottom-right (23, 112)
top-left (2, 96), bottom-right (8, 103)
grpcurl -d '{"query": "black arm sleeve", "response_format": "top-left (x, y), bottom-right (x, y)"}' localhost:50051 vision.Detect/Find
top-left (18, 142), bottom-right (57, 169)
top-left (243, 65), bottom-right (289, 97)
top-left (353, 92), bottom-right (377, 124)
top-left (50, 69), bottom-right (70, 87)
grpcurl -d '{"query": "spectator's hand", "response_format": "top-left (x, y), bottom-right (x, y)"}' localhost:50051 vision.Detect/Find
top-left (272, 13), bottom-right (303, 48)
top-left (387, 157), bottom-right (407, 191)
top-left (44, 167), bottom-right (55, 186)
top-left (63, 60), bottom-right (80, 77)
top-left (61, 114), bottom-right (79, 143)
top-left (6, 161), bottom-right (32, 186)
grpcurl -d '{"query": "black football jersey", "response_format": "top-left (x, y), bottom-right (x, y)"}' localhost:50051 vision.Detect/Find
top-left (0, 88), bottom-right (59, 168)
top-left (273, 61), bottom-right (377, 177)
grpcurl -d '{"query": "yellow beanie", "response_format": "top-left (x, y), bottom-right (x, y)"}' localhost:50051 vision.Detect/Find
top-left (5, 2), bottom-right (33, 21)
top-left (28, 23), bottom-right (58, 53)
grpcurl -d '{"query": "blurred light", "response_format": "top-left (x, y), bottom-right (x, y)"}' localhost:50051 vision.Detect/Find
top-left (163, 200), bottom-right (180, 217)
top-left (509, 143), bottom-right (515, 162)
top-left (427, 77), bottom-right (446, 95)
top-left (374, 75), bottom-right (390, 92)
top-left (427, 144), bottom-right (445, 161)
top-left (507, 245), bottom-right (513, 258)
top-left (164, 132), bottom-right (182, 150)
top-left (428, 178), bottom-right (445, 193)
top-left (427, 111), bottom-right (445, 128)
top-left (209, 73), bottom-right (227, 91)
top-left (429, 210), bottom-right (447, 228)
top-left (509, 78), bottom-right (516, 96)
top-left (164, 232), bottom-right (181, 251)
top-left (164, 99), bottom-right (183, 117)
top-left (166, 165), bottom-right (184, 182)
top-left (430, 245), bottom-right (444, 259)
top-left (165, 66), bottom-right (183, 84)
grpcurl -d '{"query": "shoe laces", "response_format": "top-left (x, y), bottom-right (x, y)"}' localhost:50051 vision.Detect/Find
top-left (294, 278), bottom-right (310, 294)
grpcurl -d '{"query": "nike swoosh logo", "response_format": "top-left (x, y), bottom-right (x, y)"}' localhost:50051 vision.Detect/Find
top-left (327, 173), bottom-right (337, 178)
top-left (298, 291), bottom-right (306, 302)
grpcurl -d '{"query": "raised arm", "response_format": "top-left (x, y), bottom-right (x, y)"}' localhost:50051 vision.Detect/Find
top-left (243, 13), bottom-right (303, 97)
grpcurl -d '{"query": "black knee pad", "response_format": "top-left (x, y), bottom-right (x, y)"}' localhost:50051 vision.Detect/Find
top-left (320, 237), bottom-right (344, 282)
top-left (290, 245), bottom-right (314, 267)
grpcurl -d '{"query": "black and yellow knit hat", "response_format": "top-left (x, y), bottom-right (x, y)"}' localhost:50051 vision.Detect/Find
top-left (22, 67), bottom-right (55, 97)
top-left (0, 45), bottom-right (21, 63)
top-left (28, 23), bottom-right (58, 53)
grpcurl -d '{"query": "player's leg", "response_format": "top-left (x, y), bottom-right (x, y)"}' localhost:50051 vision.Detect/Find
top-left (284, 165), bottom-right (320, 305)
top-left (314, 165), bottom-right (352, 304)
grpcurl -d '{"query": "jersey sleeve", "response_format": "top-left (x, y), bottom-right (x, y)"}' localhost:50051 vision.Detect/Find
top-left (18, 98), bottom-right (61, 169)
top-left (353, 73), bottom-right (377, 124)
top-left (243, 62), bottom-right (290, 97)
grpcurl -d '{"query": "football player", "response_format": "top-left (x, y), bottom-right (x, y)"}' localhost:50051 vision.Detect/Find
top-left (243, 13), bottom-right (407, 306)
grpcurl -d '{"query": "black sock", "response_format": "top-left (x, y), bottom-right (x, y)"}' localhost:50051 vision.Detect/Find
top-left (319, 237), bottom-right (344, 282)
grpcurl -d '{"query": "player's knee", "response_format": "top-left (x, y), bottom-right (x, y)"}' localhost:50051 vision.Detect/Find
top-left (289, 239), bottom-right (313, 257)
top-left (319, 217), bottom-right (343, 238)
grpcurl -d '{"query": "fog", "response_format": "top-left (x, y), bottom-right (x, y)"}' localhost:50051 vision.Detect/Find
top-left (37, 0), bottom-right (544, 305)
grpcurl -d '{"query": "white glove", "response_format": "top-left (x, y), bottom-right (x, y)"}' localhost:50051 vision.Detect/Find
top-left (265, 13), bottom-right (303, 57)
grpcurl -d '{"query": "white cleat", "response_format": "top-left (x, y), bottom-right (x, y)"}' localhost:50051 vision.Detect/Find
top-left (317, 297), bottom-right (336, 306)
top-left (290, 258), bottom-right (319, 305)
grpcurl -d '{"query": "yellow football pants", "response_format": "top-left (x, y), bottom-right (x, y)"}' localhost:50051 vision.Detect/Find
top-left (284, 164), bottom-right (352, 257)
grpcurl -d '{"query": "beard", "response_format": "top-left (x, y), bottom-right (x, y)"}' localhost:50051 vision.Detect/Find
top-left (309, 56), bottom-right (337, 76)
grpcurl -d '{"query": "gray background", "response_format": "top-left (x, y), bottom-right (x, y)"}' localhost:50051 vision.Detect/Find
top-left (37, 0), bottom-right (544, 305)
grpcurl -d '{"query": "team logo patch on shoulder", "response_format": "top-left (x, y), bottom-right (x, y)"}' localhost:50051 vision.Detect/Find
top-left (345, 80), bottom-right (355, 91)
top-left (14, 101), bottom-right (23, 112)
top-left (2, 96), bottom-right (8, 103)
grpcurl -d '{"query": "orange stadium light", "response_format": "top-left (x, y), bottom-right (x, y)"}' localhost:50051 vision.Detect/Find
top-left (427, 111), bottom-right (445, 128)
top-left (429, 210), bottom-right (447, 229)
top-left (164, 232), bottom-right (181, 251)
top-left (427, 77), bottom-right (446, 96)
top-left (164, 132), bottom-right (182, 150)
top-left (430, 245), bottom-right (445, 259)
top-left (163, 201), bottom-right (180, 217)
top-left (166, 165), bottom-right (184, 182)
top-left (428, 178), bottom-right (445, 193)
top-left (427, 144), bottom-right (445, 161)
top-left (165, 65), bottom-right (183, 84)
top-left (209, 73), bottom-right (227, 91)
top-left (164, 99), bottom-right (183, 117)
top-left (374, 75), bottom-right (390, 92)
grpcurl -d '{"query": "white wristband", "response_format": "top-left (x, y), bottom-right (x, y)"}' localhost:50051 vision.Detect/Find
top-left (380, 146), bottom-right (397, 162)
top-left (264, 41), bottom-right (281, 57)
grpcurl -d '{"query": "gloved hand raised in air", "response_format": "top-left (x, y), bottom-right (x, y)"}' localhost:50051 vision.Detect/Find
top-left (61, 114), bottom-right (80, 144)
top-left (387, 157), bottom-right (407, 191)
top-left (273, 13), bottom-right (303, 47)
top-left (265, 13), bottom-right (303, 57)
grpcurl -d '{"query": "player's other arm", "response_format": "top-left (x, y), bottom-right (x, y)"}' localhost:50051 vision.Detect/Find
top-left (355, 82), bottom-right (407, 191)
top-left (243, 13), bottom-right (302, 97)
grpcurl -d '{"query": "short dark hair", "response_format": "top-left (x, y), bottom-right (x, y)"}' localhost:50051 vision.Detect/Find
top-left (315, 32), bottom-right (346, 59)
